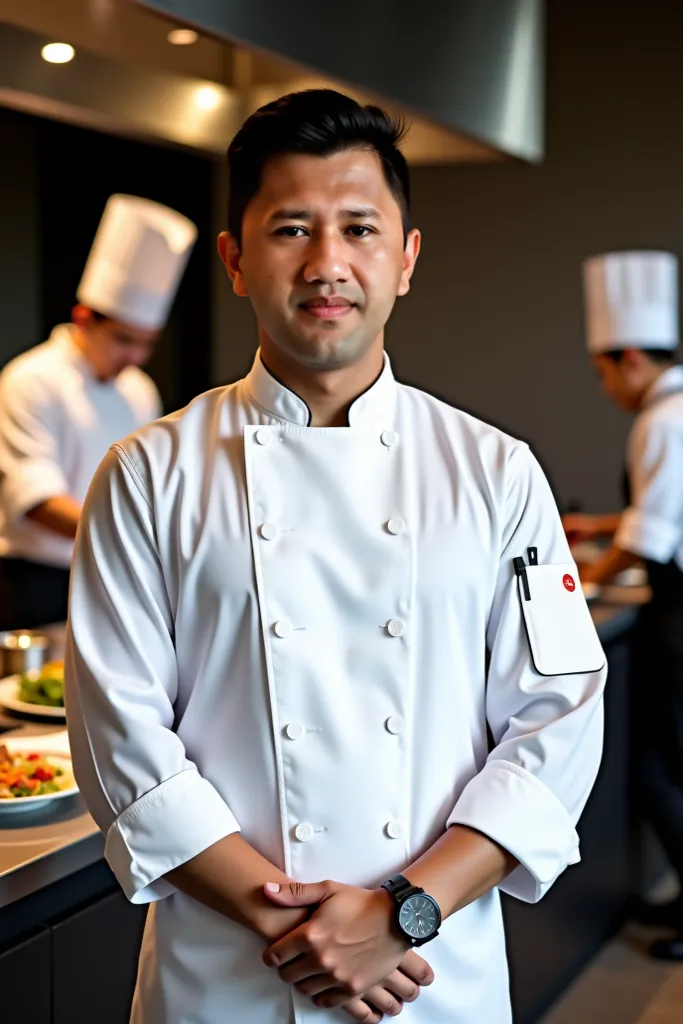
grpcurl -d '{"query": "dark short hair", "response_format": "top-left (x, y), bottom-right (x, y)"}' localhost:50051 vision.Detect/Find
top-left (604, 347), bottom-right (678, 366)
top-left (227, 89), bottom-right (411, 247)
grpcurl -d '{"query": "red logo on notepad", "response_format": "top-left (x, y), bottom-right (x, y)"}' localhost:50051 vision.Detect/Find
top-left (563, 574), bottom-right (576, 592)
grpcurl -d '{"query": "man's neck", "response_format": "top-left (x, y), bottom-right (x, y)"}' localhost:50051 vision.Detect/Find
top-left (636, 363), bottom-right (674, 411)
top-left (70, 325), bottom-right (110, 383)
top-left (259, 339), bottom-right (385, 427)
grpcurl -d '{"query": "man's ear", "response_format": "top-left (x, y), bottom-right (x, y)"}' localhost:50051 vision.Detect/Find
top-left (218, 232), bottom-right (249, 297)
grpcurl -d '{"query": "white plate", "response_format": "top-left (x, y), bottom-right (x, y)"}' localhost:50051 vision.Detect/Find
top-left (0, 751), bottom-right (77, 814)
top-left (613, 566), bottom-right (648, 588)
top-left (0, 675), bottom-right (66, 720)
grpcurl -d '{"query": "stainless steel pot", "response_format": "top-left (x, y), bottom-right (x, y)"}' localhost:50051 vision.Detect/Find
top-left (0, 631), bottom-right (51, 676)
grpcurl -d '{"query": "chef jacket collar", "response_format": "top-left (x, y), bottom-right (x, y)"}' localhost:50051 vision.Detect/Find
top-left (243, 348), bottom-right (397, 428)
top-left (49, 324), bottom-right (100, 383)
top-left (642, 363), bottom-right (683, 408)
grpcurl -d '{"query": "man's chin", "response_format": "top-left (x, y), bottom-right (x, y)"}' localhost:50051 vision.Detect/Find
top-left (276, 335), bottom-right (370, 372)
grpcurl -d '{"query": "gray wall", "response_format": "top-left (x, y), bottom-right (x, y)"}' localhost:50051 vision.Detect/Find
top-left (393, 0), bottom-right (683, 512)
top-left (214, 0), bottom-right (683, 513)
top-left (0, 109), bottom-right (41, 365)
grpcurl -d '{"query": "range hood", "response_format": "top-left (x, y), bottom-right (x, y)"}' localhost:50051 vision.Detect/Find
top-left (134, 0), bottom-right (545, 162)
top-left (0, 0), bottom-right (543, 165)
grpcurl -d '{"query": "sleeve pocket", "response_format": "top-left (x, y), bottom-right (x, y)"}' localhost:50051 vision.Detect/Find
top-left (517, 563), bottom-right (606, 676)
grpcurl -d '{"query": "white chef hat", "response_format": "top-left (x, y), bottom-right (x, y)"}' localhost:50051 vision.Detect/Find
top-left (77, 194), bottom-right (198, 331)
top-left (582, 250), bottom-right (679, 354)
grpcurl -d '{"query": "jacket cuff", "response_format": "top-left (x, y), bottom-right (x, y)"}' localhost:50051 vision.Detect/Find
top-left (2, 460), bottom-right (69, 523)
top-left (616, 506), bottom-right (680, 564)
top-left (105, 768), bottom-right (240, 904)
top-left (447, 759), bottom-right (580, 903)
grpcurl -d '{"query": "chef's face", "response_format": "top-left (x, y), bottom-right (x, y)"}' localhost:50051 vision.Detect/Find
top-left (219, 148), bottom-right (420, 372)
top-left (592, 350), bottom-right (650, 412)
top-left (72, 306), bottom-right (159, 382)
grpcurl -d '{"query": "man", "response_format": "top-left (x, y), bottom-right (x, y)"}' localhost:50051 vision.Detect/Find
top-left (65, 90), bottom-right (606, 1024)
top-left (0, 194), bottom-right (196, 628)
top-left (564, 250), bottom-right (683, 959)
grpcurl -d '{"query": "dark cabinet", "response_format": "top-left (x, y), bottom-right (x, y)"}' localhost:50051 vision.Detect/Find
top-left (0, 927), bottom-right (51, 1021)
top-left (52, 891), bottom-right (147, 1024)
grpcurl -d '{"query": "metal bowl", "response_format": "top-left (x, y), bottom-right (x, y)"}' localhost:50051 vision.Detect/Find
top-left (0, 631), bottom-right (51, 677)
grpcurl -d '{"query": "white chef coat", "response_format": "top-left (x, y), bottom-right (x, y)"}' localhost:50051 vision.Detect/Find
top-left (65, 351), bottom-right (606, 1024)
top-left (616, 365), bottom-right (683, 570)
top-left (0, 324), bottom-right (161, 568)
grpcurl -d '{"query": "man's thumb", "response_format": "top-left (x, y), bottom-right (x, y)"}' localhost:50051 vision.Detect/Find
top-left (263, 880), bottom-right (331, 906)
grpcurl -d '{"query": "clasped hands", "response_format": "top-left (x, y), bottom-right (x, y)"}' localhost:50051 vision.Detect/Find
top-left (261, 879), bottom-right (435, 1022)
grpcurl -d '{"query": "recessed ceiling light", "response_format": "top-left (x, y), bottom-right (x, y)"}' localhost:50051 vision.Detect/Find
top-left (168, 29), bottom-right (198, 45)
top-left (41, 42), bottom-right (75, 64)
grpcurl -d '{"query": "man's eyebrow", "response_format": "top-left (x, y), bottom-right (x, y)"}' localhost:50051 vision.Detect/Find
top-left (341, 207), bottom-right (381, 219)
top-left (268, 207), bottom-right (382, 221)
top-left (269, 209), bottom-right (310, 221)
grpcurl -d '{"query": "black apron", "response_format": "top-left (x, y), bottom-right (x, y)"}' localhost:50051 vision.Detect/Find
top-left (623, 386), bottom-right (683, 882)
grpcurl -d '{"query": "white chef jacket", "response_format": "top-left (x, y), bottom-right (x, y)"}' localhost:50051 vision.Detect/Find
top-left (0, 325), bottom-right (161, 568)
top-left (65, 351), bottom-right (606, 1024)
top-left (616, 365), bottom-right (683, 571)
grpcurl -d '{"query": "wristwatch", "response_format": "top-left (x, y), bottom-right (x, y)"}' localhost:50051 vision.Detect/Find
top-left (381, 874), bottom-right (441, 947)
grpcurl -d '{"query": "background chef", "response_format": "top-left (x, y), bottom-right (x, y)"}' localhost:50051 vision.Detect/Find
top-left (0, 194), bottom-right (196, 630)
top-left (564, 250), bottom-right (683, 958)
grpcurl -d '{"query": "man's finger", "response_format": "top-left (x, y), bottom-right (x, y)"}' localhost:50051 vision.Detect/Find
top-left (277, 953), bottom-right (327, 986)
top-left (354, 985), bottom-right (404, 1017)
top-left (262, 922), bottom-right (312, 968)
top-left (342, 998), bottom-right (383, 1024)
top-left (263, 880), bottom-right (332, 907)
top-left (382, 968), bottom-right (420, 1002)
top-left (399, 950), bottom-right (435, 987)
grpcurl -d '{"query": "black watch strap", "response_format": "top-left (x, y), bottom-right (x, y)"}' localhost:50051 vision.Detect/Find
top-left (381, 873), bottom-right (421, 901)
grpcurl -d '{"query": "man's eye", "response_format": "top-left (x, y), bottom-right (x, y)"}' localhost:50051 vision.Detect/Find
top-left (346, 225), bottom-right (374, 238)
top-left (275, 226), bottom-right (307, 238)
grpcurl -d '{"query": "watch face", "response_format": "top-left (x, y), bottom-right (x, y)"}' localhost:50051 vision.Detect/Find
top-left (398, 894), bottom-right (440, 940)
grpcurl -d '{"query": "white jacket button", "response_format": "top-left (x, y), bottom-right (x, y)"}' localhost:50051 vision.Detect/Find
top-left (381, 429), bottom-right (399, 448)
top-left (385, 715), bottom-right (404, 735)
top-left (385, 821), bottom-right (403, 840)
top-left (260, 522), bottom-right (278, 541)
top-left (386, 517), bottom-right (405, 535)
top-left (285, 722), bottom-right (304, 740)
top-left (294, 822), bottom-right (313, 842)
top-left (273, 620), bottom-right (292, 639)
top-left (387, 619), bottom-right (404, 637)
top-left (256, 427), bottom-right (274, 446)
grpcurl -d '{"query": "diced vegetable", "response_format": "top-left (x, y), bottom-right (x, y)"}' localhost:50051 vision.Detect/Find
top-left (0, 751), bottom-right (73, 799)
top-left (18, 661), bottom-right (65, 708)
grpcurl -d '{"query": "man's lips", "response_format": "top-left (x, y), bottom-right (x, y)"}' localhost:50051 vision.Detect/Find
top-left (299, 298), bottom-right (356, 319)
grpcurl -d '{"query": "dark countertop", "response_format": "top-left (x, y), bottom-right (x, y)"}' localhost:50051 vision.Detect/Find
top-left (0, 594), bottom-right (646, 916)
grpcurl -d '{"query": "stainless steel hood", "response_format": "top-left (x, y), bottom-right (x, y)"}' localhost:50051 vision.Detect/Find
top-left (0, 0), bottom-right (543, 164)
top-left (134, 0), bottom-right (545, 162)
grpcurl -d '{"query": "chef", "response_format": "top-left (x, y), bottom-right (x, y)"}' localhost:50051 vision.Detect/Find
top-left (0, 194), bottom-right (196, 629)
top-left (65, 89), bottom-right (606, 1024)
top-left (564, 250), bottom-right (683, 959)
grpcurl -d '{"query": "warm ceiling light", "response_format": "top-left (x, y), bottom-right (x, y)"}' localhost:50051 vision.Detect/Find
top-left (194, 85), bottom-right (221, 111)
top-left (168, 29), bottom-right (198, 45)
top-left (41, 42), bottom-right (75, 64)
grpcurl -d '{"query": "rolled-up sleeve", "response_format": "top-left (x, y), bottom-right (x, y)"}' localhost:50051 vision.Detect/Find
top-left (448, 445), bottom-right (606, 902)
top-left (0, 369), bottom-right (69, 522)
top-left (615, 414), bottom-right (683, 563)
top-left (64, 446), bottom-right (240, 905)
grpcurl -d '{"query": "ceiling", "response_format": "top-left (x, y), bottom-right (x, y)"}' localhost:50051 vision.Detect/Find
top-left (0, 0), bottom-right (504, 164)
